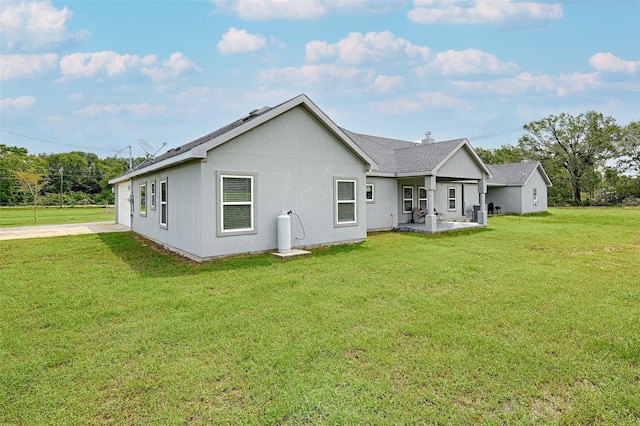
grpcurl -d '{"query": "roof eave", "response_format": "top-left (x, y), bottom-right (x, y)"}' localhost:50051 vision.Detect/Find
top-left (108, 150), bottom-right (205, 184)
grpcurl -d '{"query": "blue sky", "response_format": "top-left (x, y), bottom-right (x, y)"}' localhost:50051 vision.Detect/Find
top-left (1, 0), bottom-right (639, 159)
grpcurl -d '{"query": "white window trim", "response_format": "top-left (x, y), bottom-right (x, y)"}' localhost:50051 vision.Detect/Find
top-left (448, 186), bottom-right (457, 211)
top-left (418, 186), bottom-right (427, 210)
top-left (366, 183), bottom-right (374, 203)
top-left (533, 187), bottom-right (538, 206)
top-left (403, 186), bottom-right (413, 214)
top-left (217, 172), bottom-right (258, 237)
top-left (334, 178), bottom-right (358, 227)
top-left (139, 182), bottom-right (147, 216)
top-left (150, 180), bottom-right (156, 210)
top-left (160, 179), bottom-right (168, 229)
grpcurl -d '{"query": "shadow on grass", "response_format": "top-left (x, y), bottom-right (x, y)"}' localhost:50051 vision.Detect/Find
top-left (97, 232), bottom-right (281, 277)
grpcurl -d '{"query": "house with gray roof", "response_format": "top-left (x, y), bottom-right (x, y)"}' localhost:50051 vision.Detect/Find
top-left (486, 162), bottom-right (552, 214)
top-left (110, 94), bottom-right (492, 260)
top-left (344, 130), bottom-right (492, 232)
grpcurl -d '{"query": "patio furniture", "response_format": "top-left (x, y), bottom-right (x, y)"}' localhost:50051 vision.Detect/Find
top-left (412, 207), bottom-right (427, 223)
top-left (495, 205), bottom-right (501, 214)
top-left (434, 210), bottom-right (446, 223)
top-left (488, 202), bottom-right (495, 214)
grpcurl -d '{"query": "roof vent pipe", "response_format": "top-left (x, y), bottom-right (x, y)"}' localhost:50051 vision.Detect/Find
top-left (422, 131), bottom-right (434, 144)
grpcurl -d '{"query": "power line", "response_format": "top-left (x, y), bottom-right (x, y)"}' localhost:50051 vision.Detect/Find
top-left (1, 129), bottom-right (124, 153)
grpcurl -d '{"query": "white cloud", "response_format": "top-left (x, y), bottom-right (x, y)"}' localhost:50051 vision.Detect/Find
top-left (417, 91), bottom-right (462, 108)
top-left (589, 52), bottom-right (640, 74)
top-left (217, 28), bottom-right (267, 55)
top-left (60, 51), bottom-right (157, 79)
top-left (69, 93), bottom-right (83, 101)
top-left (370, 75), bottom-right (405, 94)
top-left (259, 64), bottom-right (375, 89)
top-left (141, 52), bottom-right (200, 83)
top-left (0, 95), bottom-right (36, 110)
top-left (408, 0), bottom-right (563, 26)
top-left (369, 98), bottom-right (423, 116)
top-left (213, 0), bottom-right (327, 20)
top-left (0, 53), bottom-right (58, 80)
top-left (451, 71), bottom-right (600, 96)
top-left (0, 0), bottom-right (89, 52)
top-left (414, 48), bottom-right (518, 76)
top-left (305, 31), bottom-right (430, 65)
top-left (75, 103), bottom-right (168, 117)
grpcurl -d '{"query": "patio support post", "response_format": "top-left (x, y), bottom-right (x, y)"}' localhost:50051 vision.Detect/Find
top-left (424, 175), bottom-right (437, 232)
top-left (477, 175), bottom-right (488, 225)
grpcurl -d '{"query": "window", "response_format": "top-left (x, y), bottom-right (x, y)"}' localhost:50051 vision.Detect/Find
top-left (139, 183), bottom-right (147, 216)
top-left (366, 184), bottom-right (374, 202)
top-left (448, 187), bottom-right (456, 211)
top-left (150, 181), bottom-right (156, 210)
top-left (220, 174), bottom-right (255, 233)
top-left (533, 187), bottom-right (538, 206)
top-left (403, 186), bottom-right (413, 213)
top-left (160, 179), bottom-right (168, 228)
top-left (418, 187), bottom-right (427, 210)
top-left (335, 178), bottom-right (357, 226)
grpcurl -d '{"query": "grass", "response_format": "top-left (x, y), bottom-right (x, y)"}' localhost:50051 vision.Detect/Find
top-left (1, 207), bottom-right (639, 424)
top-left (0, 206), bottom-right (115, 227)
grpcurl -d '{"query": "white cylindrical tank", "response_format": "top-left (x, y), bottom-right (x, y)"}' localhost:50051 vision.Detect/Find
top-left (277, 210), bottom-right (291, 253)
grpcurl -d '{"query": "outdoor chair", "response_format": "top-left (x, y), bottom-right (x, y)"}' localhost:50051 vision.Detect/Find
top-left (488, 202), bottom-right (495, 214)
top-left (434, 210), bottom-right (446, 223)
top-left (412, 207), bottom-right (427, 223)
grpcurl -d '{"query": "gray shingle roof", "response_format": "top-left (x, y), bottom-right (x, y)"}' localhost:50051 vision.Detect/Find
top-left (487, 162), bottom-right (541, 186)
top-left (342, 129), bottom-right (466, 174)
top-left (132, 105), bottom-right (274, 171)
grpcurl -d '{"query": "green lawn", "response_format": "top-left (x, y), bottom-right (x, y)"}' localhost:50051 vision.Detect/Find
top-left (0, 206), bottom-right (115, 227)
top-left (1, 208), bottom-right (638, 424)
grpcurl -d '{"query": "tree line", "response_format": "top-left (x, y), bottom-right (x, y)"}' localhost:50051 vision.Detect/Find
top-left (0, 145), bottom-right (145, 208)
top-left (1, 111), bottom-right (638, 213)
top-left (478, 112), bottom-right (639, 206)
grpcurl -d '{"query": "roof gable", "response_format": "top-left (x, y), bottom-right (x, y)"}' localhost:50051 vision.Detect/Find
top-left (487, 162), bottom-right (552, 187)
top-left (343, 129), bottom-right (490, 177)
top-left (110, 94), bottom-right (377, 183)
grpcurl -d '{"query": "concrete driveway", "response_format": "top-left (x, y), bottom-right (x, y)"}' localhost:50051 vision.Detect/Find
top-left (0, 222), bottom-right (129, 241)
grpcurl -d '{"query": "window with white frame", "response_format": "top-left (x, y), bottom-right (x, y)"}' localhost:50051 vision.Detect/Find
top-left (366, 183), bottom-right (374, 202)
top-left (150, 180), bottom-right (156, 210)
top-left (403, 186), bottom-right (413, 213)
top-left (139, 183), bottom-right (147, 216)
top-left (418, 187), bottom-right (427, 210)
top-left (448, 187), bottom-right (456, 211)
top-left (335, 178), bottom-right (357, 225)
top-left (533, 187), bottom-right (538, 206)
top-left (160, 179), bottom-right (168, 228)
top-left (220, 173), bottom-right (255, 234)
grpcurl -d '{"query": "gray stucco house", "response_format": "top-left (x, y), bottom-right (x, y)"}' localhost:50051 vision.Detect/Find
top-left (344, 130), bottom-right (492, 232)
top-left (486, 162), bottom-right (552, 214)
top-left (110, 94), bottom-right (493, 260)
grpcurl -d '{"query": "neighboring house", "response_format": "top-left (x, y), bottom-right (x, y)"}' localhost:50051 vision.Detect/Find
top-left (109, 94), bottom-right (377, 261)
top-left (486, 162), bottom-right (552, 214)
top-left (109, 93), bottom-right (493, 260)
top-left (344, 130), bottom-right (492, 232)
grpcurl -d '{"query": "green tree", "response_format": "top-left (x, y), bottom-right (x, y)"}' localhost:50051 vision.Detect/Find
top-left (475, 145), bottom-right (524, 164)
top-left (518, 111), bottom-right (620, 204)
top-left (0, 144), bottom-right (29, 205)
top-left (14, 155), bottom-right (49, 222)
top-left (617, 120), bottom-right (640, 176)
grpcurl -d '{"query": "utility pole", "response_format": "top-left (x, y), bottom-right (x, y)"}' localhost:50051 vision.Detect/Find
top-left (59, 166), bottom-right (64, 208)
